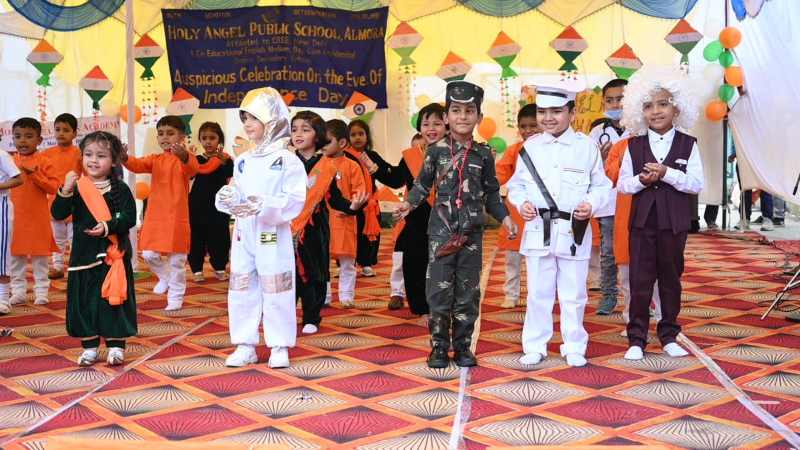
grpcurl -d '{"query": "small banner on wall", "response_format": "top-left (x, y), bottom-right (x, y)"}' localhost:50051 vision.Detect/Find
top-left (162, 6), bottom-right (389, 110)
top-left (0, 116), bottom-right (120, 153)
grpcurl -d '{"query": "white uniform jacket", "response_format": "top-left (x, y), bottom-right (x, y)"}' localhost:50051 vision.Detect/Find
top-left (507, 127), bottom-right (612, 260)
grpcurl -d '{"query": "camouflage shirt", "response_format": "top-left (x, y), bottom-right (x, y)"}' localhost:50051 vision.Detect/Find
top-left (406, 137), bottom-right (508, 237)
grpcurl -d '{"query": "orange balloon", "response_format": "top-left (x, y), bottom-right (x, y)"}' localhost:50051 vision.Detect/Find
top-left (719, 27), bottom-right (742, 49)
top-left (120, 104), bottom-right (142, 124)
top-left (705, 100), bottom-right (728, 121)
top-left (724, 66), bottom-right (744, 87)
top-left (477, 118), bottom-right (496, 140)
top-left (134, 182), bottom-right (150, 200)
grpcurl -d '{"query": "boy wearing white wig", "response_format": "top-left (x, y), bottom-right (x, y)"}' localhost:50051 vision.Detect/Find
top-left (616, 67), bottom-right (704, 360)
top-left (507, 86), bottom-right (611, 368)
top-left (216, 87), bottom-right (307, 368)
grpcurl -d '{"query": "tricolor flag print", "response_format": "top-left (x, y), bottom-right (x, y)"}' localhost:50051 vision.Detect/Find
top-left (343, 91), bottom-right (377, 122)
top-left (605, 44), bottom-right (643, 80)
top-left (27, 40), bottom-right (63, 87)
top-left (550, 26), bottom-right (588, 71)
top-left (80, 66), bottom-right (113, 110)
top-left (436, 52), bottom-right (471, 83)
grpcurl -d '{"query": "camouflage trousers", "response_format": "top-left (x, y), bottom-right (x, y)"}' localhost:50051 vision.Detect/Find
top-left (426, 233), bottom-right (482, 350)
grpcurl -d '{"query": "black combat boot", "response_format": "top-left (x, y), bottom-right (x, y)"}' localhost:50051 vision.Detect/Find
top-left (427, 344), bottom-right (450, 368)
top-left (453, 345), bottom-right (477, 367)
top-left (428, 314), bottom-right (451, 368)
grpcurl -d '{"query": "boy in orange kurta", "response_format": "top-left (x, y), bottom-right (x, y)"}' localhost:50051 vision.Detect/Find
top-left (324, 119), bottom-right (365, 307)
top-left (42, 113), bottom-right (82, 280)
top-left (495, 104), bottom-right (540, 308)
top-left (9, 118), bottom-right (60, 306)
top-left (122, 116), bottom-right (199, 311)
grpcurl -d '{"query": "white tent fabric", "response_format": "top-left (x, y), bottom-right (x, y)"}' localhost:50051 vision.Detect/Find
top-left (729, 0), bottom-right (800, 206)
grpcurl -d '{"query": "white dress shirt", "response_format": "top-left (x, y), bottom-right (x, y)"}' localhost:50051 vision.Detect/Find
top-left (617, 128), bottom-right (704, 196)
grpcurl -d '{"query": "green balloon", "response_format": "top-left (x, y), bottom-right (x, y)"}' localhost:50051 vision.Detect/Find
top-left (719, 50), bottom-right (735, 68)
top-left (703, 40), bottom-right (724, 62)
top-left (488, 136), bottom-right (507, 154)
top-left (718, 84), bottom-right (735, 102)
top-left (410, 112), bottom-right (419, 130)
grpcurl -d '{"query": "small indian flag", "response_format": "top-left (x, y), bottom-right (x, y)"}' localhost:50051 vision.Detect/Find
top-left (80, 66), bottom-right (113, 110)
top-left (605, 44), bottom-right (643, 80)
top-left (167, 88), bottom-right (200, 134)
top-left (27, 39), bottom-right (63, 87)
top-left (550, 26), bottom-right (588, 71)
top-left (488, 31), bottom-right (521, 78)
top-left (388, 22), bottom-right (423, 66)
top-left (436, 52), bottom-right (471, 83)
top-left (343, 91), bottom-right (377, 122)
top-left (133, 34), bottom-right (164, 59)
top-left (665, 19), bottom-right (703, 64)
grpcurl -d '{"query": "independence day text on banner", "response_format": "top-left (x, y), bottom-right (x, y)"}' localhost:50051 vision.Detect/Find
top-left (162, 6), bottom-right (388, 109)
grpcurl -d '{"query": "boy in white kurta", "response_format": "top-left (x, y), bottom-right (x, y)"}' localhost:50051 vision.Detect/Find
top-left (216, 88), bottom-right (307, 369)
top-left (507, 87), bottom-right (611, 367)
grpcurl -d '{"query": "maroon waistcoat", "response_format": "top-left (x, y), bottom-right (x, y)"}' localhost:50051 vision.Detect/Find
top-left (629, 131), bottom-right (696, 233)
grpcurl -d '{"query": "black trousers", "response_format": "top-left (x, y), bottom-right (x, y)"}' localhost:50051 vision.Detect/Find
top-left (627, 210), bottom-right (687, 348)
top-left (356, 210), bottom-right (380, 267)
top-left (188, 218), bottom-right (231, 273)
top-left (297, 278), bottom-right (326, 326)
top-left (402, 238), bottom-right (429, 315)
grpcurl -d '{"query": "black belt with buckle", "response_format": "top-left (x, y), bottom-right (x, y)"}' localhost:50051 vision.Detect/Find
top-left (537, 208), bottom-right (572, 246)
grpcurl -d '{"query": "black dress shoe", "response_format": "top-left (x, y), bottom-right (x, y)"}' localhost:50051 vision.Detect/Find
top-left (453, 348), bottom-right (477, 367)
top-left (427, 346), bottom-right (449, 368)
top-left (689, 220), bottom-right (700, 234)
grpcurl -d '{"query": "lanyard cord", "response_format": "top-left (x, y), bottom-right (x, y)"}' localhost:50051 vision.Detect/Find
top-left (449, 135), bottom-right (472, 207)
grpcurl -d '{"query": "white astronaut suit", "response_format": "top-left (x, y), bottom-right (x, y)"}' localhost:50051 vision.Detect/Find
top-left (215, 88), bottom-right (307, 368)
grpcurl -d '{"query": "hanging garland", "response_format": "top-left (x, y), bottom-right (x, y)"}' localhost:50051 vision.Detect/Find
top-left (133, 34), bottom-right (164, 125)
top-left (7, 0), bottom-right (123, 32)
top-left (26, 39), bottom-right (62, 123)
top-left (388, 22), bottom-right (422, 117)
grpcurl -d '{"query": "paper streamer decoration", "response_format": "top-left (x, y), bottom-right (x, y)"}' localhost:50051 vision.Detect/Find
top-left (437, 52), bottom-right (471, 83)
top-left (388, 22), bottom-right (422, 116)
top-left (605, 44), bottom-right (642, 80)
top-left (80, 66), bottom-right (113, 122)
top-left (134, 33), bottom-right (163, 125)
top-left (488, 31), bottom-right (522, 127)
top-left (550, 26), bottom-right (587, 79)
top-left (166, 88), bottom-right (200, 137)
top-left (27, 39), bottom-right (62, 122)
top-left (665, 19), bottom-right (702, 68)
top-left (343, 91), bottom-right (377, 123)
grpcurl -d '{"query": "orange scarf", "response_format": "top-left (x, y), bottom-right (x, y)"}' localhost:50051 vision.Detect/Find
top-left (291, 156), bottom-right (338, 242)
top-left (345, 147), bottom-right (380, 241)
top-left (76, 177), bottom-right (128, 306)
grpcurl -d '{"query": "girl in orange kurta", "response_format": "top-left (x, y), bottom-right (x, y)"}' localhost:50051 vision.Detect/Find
top-left (42, 113), bottom-right (83, 280)
top-left (324, 119), bottom-right (366, 307)
top-left (122, 116), bottom-right (199, 311)
top-left (9, 118), bottom-right (60, 306)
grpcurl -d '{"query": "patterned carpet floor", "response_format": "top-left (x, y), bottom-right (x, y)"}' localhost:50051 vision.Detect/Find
top-left (0, 229), bottom-right (799, 449)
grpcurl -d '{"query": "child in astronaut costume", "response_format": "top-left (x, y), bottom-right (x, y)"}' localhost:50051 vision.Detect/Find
top-left (216, 88), bottom-right (307, 368)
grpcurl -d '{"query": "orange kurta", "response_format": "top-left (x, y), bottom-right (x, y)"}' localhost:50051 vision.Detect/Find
top-left (327, 154), bottom-right (365, 259)
top-left (344, 147), bottom-right (380, 241)
top-left (42, 144), bottom-right (82, 214)
top-left (495, 142), bottom-right (524, 251)
top-left (11, 153), bottom-right (59, 255)
top-left (124, 151), bottom-right (199, 254)
top-left (605, 138), bottom-right (632, 265)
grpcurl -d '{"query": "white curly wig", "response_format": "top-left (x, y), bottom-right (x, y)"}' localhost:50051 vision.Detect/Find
top-left (621, 65), bottom-right (700, 136)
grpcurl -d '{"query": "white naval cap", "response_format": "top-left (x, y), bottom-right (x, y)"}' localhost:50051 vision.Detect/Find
top-left (536, 86), bottom-right (577, 108)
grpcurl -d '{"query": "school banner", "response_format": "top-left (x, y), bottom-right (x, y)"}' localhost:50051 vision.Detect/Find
top-left (162, 6), bottom-right (389, 110)
top-left (0, 116), bottom-right (120, 153)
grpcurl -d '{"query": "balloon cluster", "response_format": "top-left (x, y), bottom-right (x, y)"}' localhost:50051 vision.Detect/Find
top-left (703, 27), bottom-right (744, 121)
top-left (478, 118), bottom-right (507, 154)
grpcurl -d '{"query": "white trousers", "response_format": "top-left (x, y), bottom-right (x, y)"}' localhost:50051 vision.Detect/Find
top-left (0, 196), bottom-right (13, 277)
top-left (523, 253), bottom-right (589, 357)
top-left (338, 257), bottom-right (356, 301)
top-left (228, 218), bottom-right (296, 348)
top-left (503, 250), bottom-right (522, 301)
top-left (129, 225), bottom-right (139, 271)
top-left (619, 264), bottom-right (662, 324)
top-left (50, 219), bottom-right (72, 270)
top-left (390, 251), bottom-right (405, 297)
top-left (10, 255), bottom-right (49, 300)
top-left (142, 251), bottom-right (187, 303)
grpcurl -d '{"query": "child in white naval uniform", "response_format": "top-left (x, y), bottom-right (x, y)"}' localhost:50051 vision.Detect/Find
top-left (216, 87), bottom-right (307, 369)
top-left (507, 87), bottom-right (611, 367)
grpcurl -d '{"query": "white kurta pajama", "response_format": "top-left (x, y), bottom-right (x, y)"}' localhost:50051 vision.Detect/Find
top-left (507, 127), bottom-right (612, 358)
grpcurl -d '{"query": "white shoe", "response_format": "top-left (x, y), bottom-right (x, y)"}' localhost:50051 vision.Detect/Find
top-left (340, 299), bottom-right (355, 309)
top-left (519, 352), bottom-right (543, 365)
top-left (9, 294), bottom-right (26, 305)
top-left (78, 348), bottom-right (98, 366)
top-left (268, 347), bottom-right (290, 368)
top-left (565, 353), bottom-right (587, 367)
top-left (34, 297), bottom-right (48, 305)
top-left (760, 218), bottom-right (774, 231)
top-left (0, 301), bottom-right (9, 315)
top-left (361, 266), bottom-right (375, 277)
top-left (225, 345), bottom-right (258, 367)
top-left (624, 346), bottom-right (644, 360)
top-left (193, 272), bottom-right (204, 283)
top-left (663, 342), bottom-right (689, 357)
top-left (500, 298), bottom-right (517, 309)
top-left (107, 347), bottom-right (124, 366)
top-left (153, 280), bottom-right (168, 295)
top-left (302, 324), bottom-right (318, 334)
top-left (620, 328), bottom-right (628, 337)
top-left (164, 300), bottom-right (183, 311)
top-left (214, 270), bottom-right (228, 281)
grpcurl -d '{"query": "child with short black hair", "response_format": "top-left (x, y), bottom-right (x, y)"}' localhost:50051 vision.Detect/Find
top-left (188, 121), bottom-right (233, 282)
top-left (53, 131), bottom-right (137, 366)
top-left (9, 117), bottom-right (60, 307)
top-left (122, 115), bottom-right (199, 310)
top-left (43, 113), bottom-right (82, 280)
